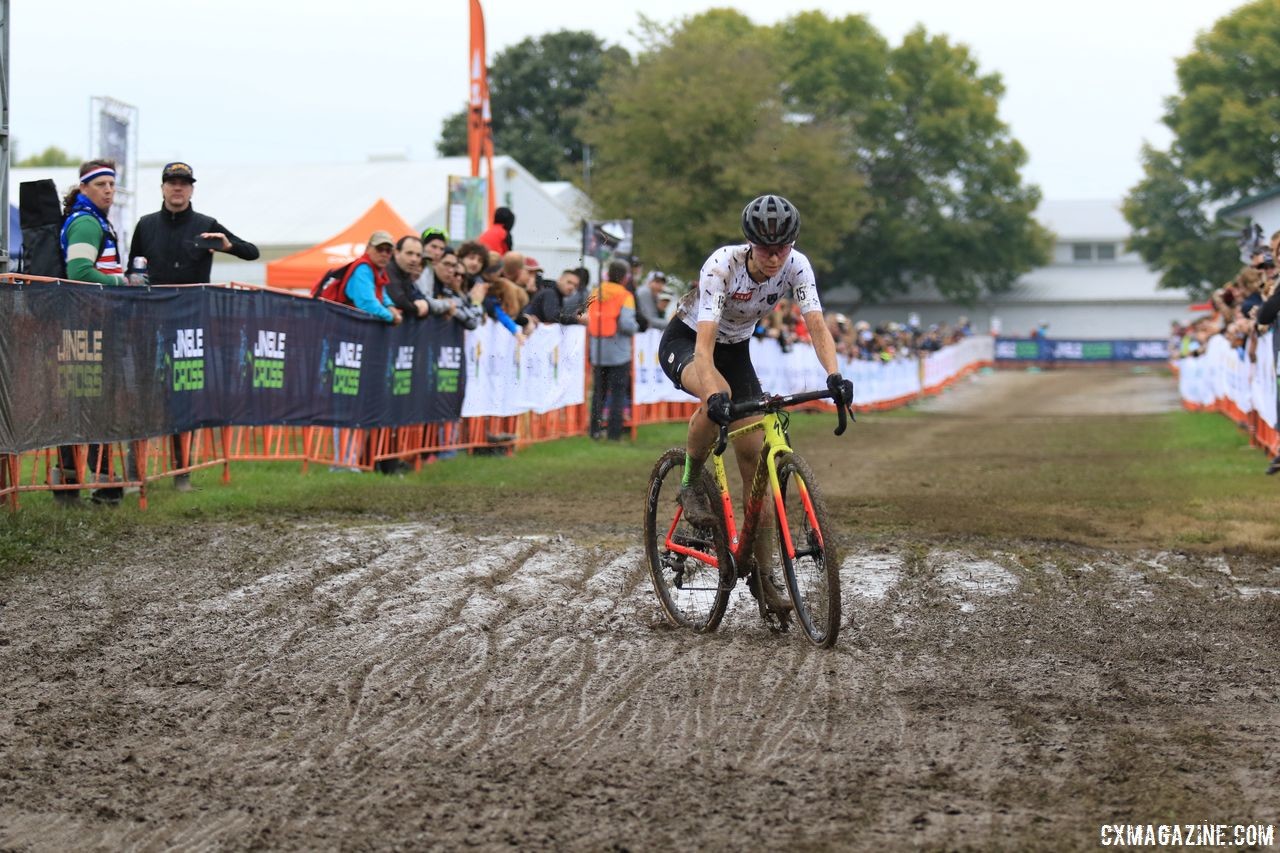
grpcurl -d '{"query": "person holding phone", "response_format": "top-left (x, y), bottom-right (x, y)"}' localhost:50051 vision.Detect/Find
top-left (128, 162), bottom-right (259, 285)
top-left (128, 161), bottom-right (260, 492)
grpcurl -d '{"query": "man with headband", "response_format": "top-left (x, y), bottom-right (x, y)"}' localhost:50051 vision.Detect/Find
top-left (53, 160), bottom-right (127, 505)
top-left (59, 160), bottom-right (126, 286)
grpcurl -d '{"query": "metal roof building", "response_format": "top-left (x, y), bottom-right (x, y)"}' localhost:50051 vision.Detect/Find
top-left (827, 199), bottom-right (1196, 339)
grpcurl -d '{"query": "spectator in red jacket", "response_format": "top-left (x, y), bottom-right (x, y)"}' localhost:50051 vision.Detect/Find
top-left (477, 206), bottom-right (515, 254)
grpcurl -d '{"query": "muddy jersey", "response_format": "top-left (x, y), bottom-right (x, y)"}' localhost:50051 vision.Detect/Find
top-left (678, 244), bottom-right (822, 344)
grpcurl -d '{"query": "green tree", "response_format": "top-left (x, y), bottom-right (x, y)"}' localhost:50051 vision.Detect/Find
top-left (1123, 0), bottom-right (1280, 292)
top-left (1123, 146), bottom-right (1239, 297)
top-left (437, 30), bottom-right (629, 180)
top-left (782, 20), bottom-right (1051, 304)
top-left (578, 12), bottom-right (1046, 302)
top-left (15, 145), bottom-right (80, 167)
top-left (576, 11), bottom-right (867, 276)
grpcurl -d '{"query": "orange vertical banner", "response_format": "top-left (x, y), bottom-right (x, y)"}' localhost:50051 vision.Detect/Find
top-left (484, 105), bottom-right (496, 220)
top-left (468, 0), bottom-right (487, 179)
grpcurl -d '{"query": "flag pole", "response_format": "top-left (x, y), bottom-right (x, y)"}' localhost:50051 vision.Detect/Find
top-left (468, 0), bottom-right (496, 222)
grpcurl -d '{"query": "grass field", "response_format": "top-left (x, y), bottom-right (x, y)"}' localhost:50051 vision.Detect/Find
top-left (4, 399), bottom-right (1279, 572)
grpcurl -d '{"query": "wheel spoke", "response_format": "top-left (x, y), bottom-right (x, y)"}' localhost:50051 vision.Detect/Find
top-left (775, 453), bottom-right (841, 648)
top-left (644, 449), bottom-right (732, 632)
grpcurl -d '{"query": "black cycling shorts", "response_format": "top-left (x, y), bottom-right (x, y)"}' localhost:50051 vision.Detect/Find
top-left (658, 319), bottom-right (763, 401)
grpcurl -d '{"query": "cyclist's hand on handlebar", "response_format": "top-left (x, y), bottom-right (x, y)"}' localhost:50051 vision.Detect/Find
top-left (705, 392), bottom-right (733, 427)
top-left (826, 372), bottom-right (854, 410)
top-left (827, 372), bottom-right (855, 436)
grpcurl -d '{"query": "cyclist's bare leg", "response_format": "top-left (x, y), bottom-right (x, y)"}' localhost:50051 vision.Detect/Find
top-left (677, 359), bottom-right (726, 475)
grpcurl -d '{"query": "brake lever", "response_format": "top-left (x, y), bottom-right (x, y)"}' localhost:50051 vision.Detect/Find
top-left (834, 397), bottom-right (855, 436)
top-left (714, 423), bottom-right (730, 456)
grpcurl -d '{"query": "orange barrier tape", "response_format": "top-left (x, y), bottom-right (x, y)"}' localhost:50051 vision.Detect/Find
top-left (1193, 395), bottom-right (1280, 459)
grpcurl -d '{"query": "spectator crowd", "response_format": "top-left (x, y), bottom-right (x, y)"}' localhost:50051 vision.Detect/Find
top-left (753, 301), bottom-right (974, 362)
top-left (32, 160), bottom-right (979, 499)
top-left (1171, 227), bottom-right (1280, 364)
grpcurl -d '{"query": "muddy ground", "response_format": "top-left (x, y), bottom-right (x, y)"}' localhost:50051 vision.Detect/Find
top-left (1, 369), bottom-right (1278, 851)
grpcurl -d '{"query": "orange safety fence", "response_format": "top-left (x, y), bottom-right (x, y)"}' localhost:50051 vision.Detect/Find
top-left (921, 359), bottom-right (992, 397)
top-left (2, 286), bottom-right (991, 509)
top-left (1188, 397), bottom-right (1280, 458)
top-left (1, 372), bottom-right (968, 509)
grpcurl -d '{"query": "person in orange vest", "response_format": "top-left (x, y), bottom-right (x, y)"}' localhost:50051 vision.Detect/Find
top-left (587, 257), bottom-right (638, 440)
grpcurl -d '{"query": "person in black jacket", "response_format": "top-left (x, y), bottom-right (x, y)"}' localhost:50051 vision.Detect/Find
top-left (128, 161), bottom-right (260, 491)
top-left (522, 269), bottom-right (583, 324)
top-left (384, 235), bottom-right (429, 319)
top-left (128, 162), bottom-right (259, 284)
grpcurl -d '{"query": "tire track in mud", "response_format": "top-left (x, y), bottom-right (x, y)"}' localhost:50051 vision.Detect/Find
top-left (5, 377), bottom-right (1280, 852)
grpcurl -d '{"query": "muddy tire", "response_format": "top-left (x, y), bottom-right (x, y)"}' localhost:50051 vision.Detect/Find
top-left (643, 448), bottom-right (733, 632)
top-left (774, 452), bottom-right (841, 648)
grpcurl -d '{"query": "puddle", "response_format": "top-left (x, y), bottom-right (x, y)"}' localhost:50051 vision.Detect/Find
top-left (934, 553), bottom-right (1018, 613)
top-left (936, 557), bottom-right (1019, 597)
top-left (1237, 586), bottom-right (1280, 599)
top-left (843, 554), bottom-right (904, 601)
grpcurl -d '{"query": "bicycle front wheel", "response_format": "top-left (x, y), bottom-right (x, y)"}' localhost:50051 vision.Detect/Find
top-left (644, 448), bottom-right (733, 632)
top-left (774, 452), bottom-right (841, 647)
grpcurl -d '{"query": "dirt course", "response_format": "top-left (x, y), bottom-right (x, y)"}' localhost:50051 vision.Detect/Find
top-left (2, 369), bottom-right (1279, 851)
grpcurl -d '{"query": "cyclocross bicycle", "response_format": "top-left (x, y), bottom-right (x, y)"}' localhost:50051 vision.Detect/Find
top-left (643, 389), bottom-right (851, 648)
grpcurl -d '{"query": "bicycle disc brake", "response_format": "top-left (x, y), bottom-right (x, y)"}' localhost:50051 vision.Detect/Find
top-left (747, 560), bottom-right (792, 634)
top-left (664, 552), bottom-right (689, 589)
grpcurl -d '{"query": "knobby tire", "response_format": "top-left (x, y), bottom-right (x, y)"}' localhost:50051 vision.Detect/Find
top-left (644, 448), bottom-right (733, 632)
top-left (774, 452), bottom-right (841, 647)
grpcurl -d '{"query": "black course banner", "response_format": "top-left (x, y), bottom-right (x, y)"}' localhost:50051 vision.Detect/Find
top-left (0, 282), bottom-right (466, 453)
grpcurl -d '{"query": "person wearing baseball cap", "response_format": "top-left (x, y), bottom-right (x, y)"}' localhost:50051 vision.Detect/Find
top-left (129, 160), bottom-right (259, 287)
top-left (316, 231), bottom-right (402, 325)
top-left (414, 228), bottom-right (449, 297)
top-left (348, 231), bottom-right (401, 323)
top-left (636, 269), bottom-right (672, 332)
top-left (128, 160), bottom-right (261, 493)
top-left (520, 255), bottom-right (548, 297)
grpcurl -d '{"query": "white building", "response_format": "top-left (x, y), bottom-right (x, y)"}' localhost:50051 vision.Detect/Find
top-left (1217, 187), bottom-right (1280, 251)
top-left (826, 199), bottom-right (1196, 339)
top-left (11, 155), bottom-right (594, 285)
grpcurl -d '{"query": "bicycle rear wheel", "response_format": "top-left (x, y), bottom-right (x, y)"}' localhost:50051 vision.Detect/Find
top-left (774, 452), bottom-right (841, 647)
top-left (644, 448), bottom-right (733, 632)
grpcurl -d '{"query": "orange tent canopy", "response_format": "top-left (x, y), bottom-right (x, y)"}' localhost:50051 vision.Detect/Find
top-left (265, 199), bottom-right (416, 291)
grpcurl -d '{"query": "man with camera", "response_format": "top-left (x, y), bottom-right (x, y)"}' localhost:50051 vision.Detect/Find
top-left (129, 161), bottom-right (260, 491)
top-left (129, 162), bottom-right (259, 285)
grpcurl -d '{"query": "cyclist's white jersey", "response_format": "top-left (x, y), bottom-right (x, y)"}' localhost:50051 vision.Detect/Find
top-left (678, 244), bottom-right (823, 344)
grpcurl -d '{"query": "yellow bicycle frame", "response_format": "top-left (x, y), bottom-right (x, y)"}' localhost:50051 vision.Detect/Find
top-left (666, 411), bottom-right (822, 568)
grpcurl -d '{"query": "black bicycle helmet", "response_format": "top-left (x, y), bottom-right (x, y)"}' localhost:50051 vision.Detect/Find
top-left (741, 194), bottom-right (800, 246)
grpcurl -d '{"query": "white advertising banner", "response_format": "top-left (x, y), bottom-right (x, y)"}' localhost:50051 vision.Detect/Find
top-left (633, 329), bottom-right (686, 405)
top-left (640, 332), bottom-right (986, 407)
top-left (1255, 332), bottom-right (1276, 428)
top-left (922, 336), bottom-right (995, 391)
top-left (462, 322), bottom-right (586, 417)
top-left (1177, 332), bottom-right (1277, 429)
top-left (463, 322), bottom-right (994, 419)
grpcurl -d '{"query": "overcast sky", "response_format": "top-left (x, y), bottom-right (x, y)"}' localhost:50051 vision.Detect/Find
top-left (11, 0), bottom-right (1247, 202)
